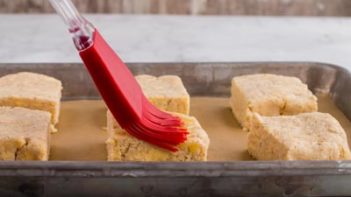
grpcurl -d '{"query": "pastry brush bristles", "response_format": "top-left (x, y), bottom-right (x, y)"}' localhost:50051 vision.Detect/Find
top-left (123, 100), bottom-right (188, 152)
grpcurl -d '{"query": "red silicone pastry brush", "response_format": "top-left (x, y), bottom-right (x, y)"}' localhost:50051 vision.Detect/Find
top-left (49, 0), bottom-right (188, 151)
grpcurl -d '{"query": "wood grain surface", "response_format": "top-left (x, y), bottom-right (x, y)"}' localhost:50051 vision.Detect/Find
top-left (1, 0), bottom-right (351, 16)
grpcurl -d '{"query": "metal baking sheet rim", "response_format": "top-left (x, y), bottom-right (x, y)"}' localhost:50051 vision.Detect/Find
top-left (0, 160), bottom-right (349, 177)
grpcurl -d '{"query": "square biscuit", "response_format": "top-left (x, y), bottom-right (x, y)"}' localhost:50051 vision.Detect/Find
top-left (230, 74), bottom-right (317, 128)
top-left (106, 113), bottom-right (209, 161)
top-left (107, 75), bottom-right (190, 133)
top-left (247, 112), bottom-right (351, 160)
top-left (0, 107), bottom-right (51, 160)
top-left (0, 72), bottom-right (62, 127)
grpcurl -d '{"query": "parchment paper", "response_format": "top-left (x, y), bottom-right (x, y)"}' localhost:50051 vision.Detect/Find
top-left (50, 96), bottom-right (351, 161)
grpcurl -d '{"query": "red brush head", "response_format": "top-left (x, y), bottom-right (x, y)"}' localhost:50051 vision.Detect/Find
top-left (79, 30), bottom-right (188, 151)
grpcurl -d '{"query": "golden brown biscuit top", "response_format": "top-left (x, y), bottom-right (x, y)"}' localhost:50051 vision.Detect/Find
top-left (254, 112), bottom-right (348, 148)
top-left (136, 75), bottom-right (189, 98)
top-left (0, 107), bottom-right (50, 140)
top-left (0, 72), bottom-right (62, 101)
top-left (232, 74), bottom-right (316, 103)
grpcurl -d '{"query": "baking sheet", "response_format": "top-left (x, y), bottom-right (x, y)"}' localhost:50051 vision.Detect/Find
top-left (50, 95), bottom-right (351, 161)
top-left (0, 62), bottom-right (350, 196)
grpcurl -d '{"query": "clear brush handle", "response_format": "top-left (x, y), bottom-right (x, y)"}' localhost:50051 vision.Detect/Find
top-left (49, 0), bottom-right (94, 50)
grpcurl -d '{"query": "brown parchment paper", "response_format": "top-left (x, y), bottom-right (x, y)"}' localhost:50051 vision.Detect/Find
top-left (50, 96), bottom-right (351, 161)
